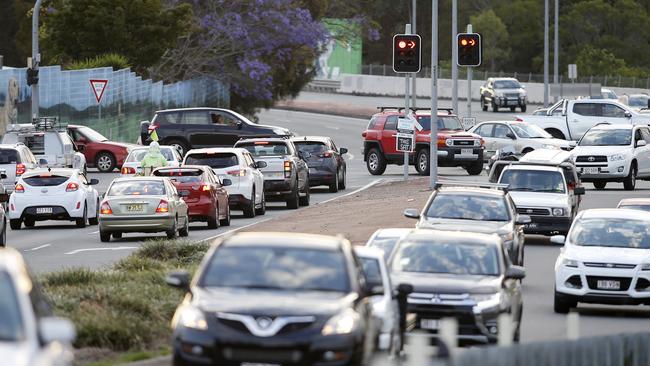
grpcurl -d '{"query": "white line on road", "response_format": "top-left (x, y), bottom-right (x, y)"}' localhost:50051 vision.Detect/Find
top-left (317, 179), bottom-right (383, 205)
top-left (24, 244), bottom-right (51, 252)
top-left (201, 218), bottom-right (274, 243)
top-left (65, 246), bottom-right (138, 255)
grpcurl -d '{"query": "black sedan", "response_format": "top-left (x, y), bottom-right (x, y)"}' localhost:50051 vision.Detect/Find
top-left (292, 136), bottom-right (347, 193)
top-left (390, 229), bottom-right (525, 345)
top-left (166, 232), bottom-right (379, 366)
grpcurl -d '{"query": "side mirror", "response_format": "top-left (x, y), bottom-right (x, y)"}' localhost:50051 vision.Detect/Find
top-left (221, 178), bottom-right (232, 187)
top-left (568, 141), bottom-right (577, 148)
top-left (574, 187), bottom-right (585, 195)
top-left (39, 158), bottom-right (48, 167)
top-left (39, 317), bottom-right (76, 344)
top-left (236, 121), bottom-right (243, 130)
top-left (403, 208), bottom-right (420, 219)
top-left (550, 235), bottom-right (566, 245)
top-left (396, 283), bottom-right (414, 296)
top-left (166, 271), bottom-right (191, 291)
top-left (89, 178), bottom-right (99, 186)
top-left (506, 132), bottom-right (516, 140)
top-left (516, 214), bottom-right (531, 225)
top-left (505, 265), bottom-right (526, 280)
top-left (340, 147), bottom-right (349, 155)
top-left (637, 140), bottom-right (647, 148)
top-left (254, 161), bottom-right (267, 169)
top-left (625, 111), bottom-right (633, 118)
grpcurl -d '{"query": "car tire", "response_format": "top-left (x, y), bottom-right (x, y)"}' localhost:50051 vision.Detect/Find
top-left (521, 104), bottom-right (527, 112)
top-left (243, 189), bottom-right (256, 218)
top-left (286, 183), bottom-right (300, 209)
top-left (112, 232), bottom-right (122, 239)
top-left (623, 164), bottom-right (637, 191)
top-left (510, 106), bottom-right (516, 112)
top-left (481, 96), bottom-right (488, 111)
top-left (76, 205), bottom-right (88, 228)
top-left (207, 205), bottom-right (219, 229)
top-left (329, 170), bottom-right (339, 193)
top-left (100, 230), bottom-right (111, 242)
top-left (24, 218), bottom-right (35, 228)
top-left (255, 193), bottom-right (266, 216)
top-left (95, 152), bottom-right (116, 172)
top-left (366, 148), bottom-right (387, 175)
top-left (492, 101), bottom-right (499, 112)
top-left (338, 168), bottom-right (346, 190)
top-left (9, 219), bottom-right (21, 230)
top-left (553, 290), bottom-right (576, 314)
top-left (179, 216), bottom-right (189, 237)
top-left (89, 200), bottom-right (99, 225)
top-left (593, 180), bottom-right (607, 190)
top-left (415, 148), bottom-right (430, 176)
top-left (299, 185), bottom-right (310, 206)
top-left (0, 220), bottom-right (6, 247)
top-left (166, 218), bottom-right (178, 239)
top-left (165, 139), bottom-right (189, 157)
top-left (465, 160), bottom-right (484, 176)
top-left (221, 205), bottom-right (232, 226)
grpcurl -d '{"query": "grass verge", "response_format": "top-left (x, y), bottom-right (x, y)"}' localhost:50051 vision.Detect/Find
top-left (41, 239), bottom-right (209, 365)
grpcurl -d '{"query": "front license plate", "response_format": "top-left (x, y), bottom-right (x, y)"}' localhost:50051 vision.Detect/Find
top-left (582, 167), bottom-right (599, 174)
top-left (461, 148), bottom-right (473, 155)
top-left (524, 223), bottom-right (538, 229)
top-left (36, 207), bottom-right (52, 214)
top-left (420, 319), bottom-right (439, 330)
top-left (597, 280), bottom-right (620, 290)
top-left (126, 204), bottom-right (144, 212)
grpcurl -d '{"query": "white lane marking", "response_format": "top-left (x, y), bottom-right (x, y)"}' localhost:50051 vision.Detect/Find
top-left (200, 218), bottom-right (274, 243)
top-left (24, 244), bottom-right (51, 252)
top-left (324, 125), bottom-right (340, 130)
top-left (65, 246), bottom-right (138, 255)
top-left (317, 179), bottom-right (383, 205)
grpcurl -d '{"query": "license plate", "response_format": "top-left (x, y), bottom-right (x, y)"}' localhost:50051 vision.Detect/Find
top-left (582, 167), bottom-right (599, 174)
top-left (420, 319), bottom-right (439, 330)
top-left (126, 204), bottom-right (144, 212)
top-left (461, 148), bottom-right (473, 155)
top-left (524, 223), bottom-right (538, 229)
top-left (36, 207), bottom-right (52, 214)
top-left (264, 172), bottom-right (285, 179)
top-left (597, 280), bottom-right (620, 290)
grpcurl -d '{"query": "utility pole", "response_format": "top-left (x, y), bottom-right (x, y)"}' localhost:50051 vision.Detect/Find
top-left (543, 0), bottom-right (549, 107)
top-left (451, 0), bottom-right (458, 114)
top-left (411, 0), bottom-right (417, 108)
top-left (31, 0), bottom-right (43, 120)
top-left (403, 24), bottom-right (412, 181)
top-left (553, 0), bottom-right (559, 102)
top-left (466, 24), bottom-right (473, 118)
top-left (430, 0), bottom-right (438, 189)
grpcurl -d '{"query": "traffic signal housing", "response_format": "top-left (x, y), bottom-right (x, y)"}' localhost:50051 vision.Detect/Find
top-left (26, 68), bottom-right (39, 86)
top-left (457, 33), bottom-right (482, 67)
top-left (393, 34), bottom-right (421, 73)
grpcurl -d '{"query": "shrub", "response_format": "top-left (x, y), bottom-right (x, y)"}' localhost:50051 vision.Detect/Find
top-left (66, 54), bottom-right (130, 71)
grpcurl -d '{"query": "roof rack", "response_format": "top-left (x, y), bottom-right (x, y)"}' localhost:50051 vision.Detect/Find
top-left (32, 116), bottom-right (67, 132)
top-left (377, 107), bottom-right (454, 114)
top-left (434, 180), bottom-right (509, 192)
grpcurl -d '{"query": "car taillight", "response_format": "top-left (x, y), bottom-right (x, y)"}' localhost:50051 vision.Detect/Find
top-left (14, 184), bottom-right (24, 193)
top-left (318, 151), bottom-right (334, 158)
top-left (147, 124), bottom-right (158, 132)
top-left (201, 184), bottom-right (211, 191)
top-left (515, 117), bottom-right (523, 122)
top-left (227, 169), bottom-right (246, 177)
top-left (66, 182), bottom-right (79, 192)
top-left (15, 164), bottom-right (25, 176)
top-left (100, 202), bottom-right (112, 214)
top-left (284, 161), bottom-right (292, 178)
top-left (156, 200), bottom-right (169, 213)
top-left (121, 167), bottom-right (136, 175)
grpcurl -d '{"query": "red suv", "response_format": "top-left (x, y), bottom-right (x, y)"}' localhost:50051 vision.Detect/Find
top-left (362, 108), bottom-right (484, 176)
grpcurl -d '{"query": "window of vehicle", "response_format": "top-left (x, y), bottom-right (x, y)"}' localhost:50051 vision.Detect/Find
top-left (238, 142), bottom-right (289, 156)
top-left (368, 238), bottom-right (401, 261)
top-left (153, 168), bottom-right (204, 183)
top-left (108, 180), bottom-right (166, 196)
top-left (293, 141), bottom-right (328, 154)
top-left (359, 257), bottom-right (383, 288)
top-left (602, 104), bottom-right (627, 118)
top-left (392, 241), bottom-right (500, 276)
top-left (579, 129), bottom-right (631, 146)
top-left (425, 192), bottom-right (510, 221)
top-left (474, 124), bottom-right (494, 137)
top-left (76, 127), bottom-right (108, 142)
top-left (510, 123), bottom-right (552, 139)
top-left (126, 148), bottom-right (177, 162)
top-left (367, 116), bottom-right (381, 130)
top-left (23, 174), bottom-right (70, 186)
top-left (618, 204), bottom-right (650, 212)
top-left (384, 116), bottom-right (398, 131)
top-left (210, 112), bottom-right (239, 126)
top-left (570, 218), bottom-right (650, 248)
top-left (153, 112), bottom-right (182, 125)
top-left (635, 129), bottom-right (644, 145)
top-left (0, 272), bottom-right (25, 341)
top-left (493, 124), bottom-right (513, 139)
top-left (572, 103), bottom-right (599, 116)
top-left (493, 80), bottom-right (521, 89)
top-left (185, 152), bottom-right (239, 169)
top-left (200, 246), bottom-right (350, 292)
top-left (180, 111), bottom-right (210, 125)
top-left (602, 90), bottom-right (618, 99)
top-left (628, 95), bottom-right (649, 108)
top-left (499, 169), bottom-right (566, 193)
top-left (416, 115), bottom-right (463, 131)
top-left (0, 149), bottom-right (18, 164)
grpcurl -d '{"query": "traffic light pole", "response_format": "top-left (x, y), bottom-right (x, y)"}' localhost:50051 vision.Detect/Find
top-left (411, 0), bottom-right (417, 109)
top-left (466, 24), bottom-right (472, 119)
top-left (451, 0), bottom-right (458, 114)
top-left (403, 24), bottom-right (412, 181)
top-left (31, 0), bottom-right (43, 120)
top-left (430, 0), bottom-right (438, 189)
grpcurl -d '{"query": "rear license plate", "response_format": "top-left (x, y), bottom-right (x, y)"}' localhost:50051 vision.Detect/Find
top-left (597, 280), bottom-right (620, 290)
top-left (264, 172), bottom-right (285, 179)
top-left (36, 207), bottom-right (52, 214)
top-left (126, 204), bottom-right (144, 212)
top-left (420, 319), bottom-right (439, 330)
top-left (524, 223), bottom-right (538, 229)
top-left (582, 167), bottom-right (599, 174)
top-left (461, 148), bottom-right (473, 155)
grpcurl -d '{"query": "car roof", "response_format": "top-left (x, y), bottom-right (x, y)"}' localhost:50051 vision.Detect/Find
top-left (354, 246), bottom-right (385, 260)
top-left (186, 147), bottom-right (247, 155)
top-left (503, 164), bottom-right (561, 172)
top-left (589, 124), bottom-right (633, 131)
top-left (580, 208), bottom-right (650, 221)
top-left (374, 109), bottom-right (456, 117)
top-left (489, 77), bottom-right (518, 81)
top-left (290, 136), bottom-right (330, 143)
top-left (155, 107), bottom-right (226, 113)
top-left (222, 232), bottom-right (347, 251)
top-left (112, 176), bottom-right (168, 183)
top-left (130, 145), bottom-right (176, 152)
top-left (370, 228), bottom-right (413, 239)
top-left (0, 143), bottom-right (25, 150)
top-left (437, 186), bottom-right (505, 196)
top-left (518, 149), bottom-right (573, 165)
top-left (618, 198), bottom-right (650, 206)
top-left (154, 165), bottom-right (208, 172)
top-left (401, 229), bottom-right (500, 246)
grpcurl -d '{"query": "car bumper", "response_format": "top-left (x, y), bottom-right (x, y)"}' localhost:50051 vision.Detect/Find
top-left (9, 196), bottom-right (87, 220)
top-left (555, 266), bottom-right (650, 304)
top-left (437, 147), bottom-right (484, 166)
top-left (264, 179), bottom-right (296, 200)
top-left (185, 200), bottom-right (217, 220)
top-left (494, 96), bottom-right (527, 107)
top-left (576, 162), bottom-right (630, 181)
top-left (98, 214), bottom-right (175, 233)
top-left (308, 169), bottom-right (337, 186)
top-left (523, 216), bottom-right (571, 235)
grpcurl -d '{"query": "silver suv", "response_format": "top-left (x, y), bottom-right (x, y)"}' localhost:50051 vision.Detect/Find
top-left (0, 144), bottom-right (38, 193)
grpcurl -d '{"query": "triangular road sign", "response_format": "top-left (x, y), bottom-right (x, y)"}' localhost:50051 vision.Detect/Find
top-left (90, 79), bottom-right (108, 103)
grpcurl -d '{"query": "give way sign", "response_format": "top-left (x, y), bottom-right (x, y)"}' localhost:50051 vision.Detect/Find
top-left (90, 79), bottom-right (108, 103)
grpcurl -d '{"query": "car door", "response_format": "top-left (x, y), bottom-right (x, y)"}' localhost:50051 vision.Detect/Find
top-left (244, 152), bottom-right (264, 204)
top-left (380, 116), bottom-right (399, 157)
top-left (602, 103), bottom-right (632, 127)
top-left (635, 127), bottom-right (650, 176)
top-left (492, 123), bottom-right (518, 154)
top-left (569, 102), bottom-right (604, 138)
top-left (179, 110), bottom-right (212, 148)
top-left (473, 123), bottom-right (496, 158)
top-left (208, 111), bottom-right (244, 147)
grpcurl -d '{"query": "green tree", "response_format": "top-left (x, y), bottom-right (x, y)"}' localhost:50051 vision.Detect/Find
top-left (470, 9), bottom-right (509, 72)
top-left (0, 0), bottom-right (21, 66)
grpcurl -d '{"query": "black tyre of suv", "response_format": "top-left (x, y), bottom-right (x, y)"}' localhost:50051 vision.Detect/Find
top-left (165, 139), bottom-right (189, 157)
top-left (243, 189), bottom-right (256, 218)
top-left (521, 104), bottom-right (527, 112)
top-left (286, 183), bottom-right (300, 209)
top-left (593, 180), bottom-right (607, 190)
top-left (329, 170), bottom-right (339, 193)
top-left (466, 160), bottom-right (483, 176)
top-left (9, 219), bottom-right (21, 230)
top-left (481, 97), bottom-right (488, 111)
top-left (623, 164), bottom-right (637, 191)
top-left (96, 152), bottom-right (116, 172)
top-left (492, 101), bottom-right (499, 112)
top-left (299, 185), bottom-right (310, 206)
top-left (415, 148), bottom-right (430, 176)
top-left (553, 289), bottom-right (576, 314)
top-left (366, 147), bottom-right (386, 175)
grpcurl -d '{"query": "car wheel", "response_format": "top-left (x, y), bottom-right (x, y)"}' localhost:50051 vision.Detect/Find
top-left (465, 160), bottom-right (484, 175)
top-left (165, 139), bottom-right (189, 157)
top-left (221, 205), bottom-right (232, 226)
top-left (99, 229), bottom-right (111, 242)
top-left (207, 204), bottom-right (219, 229)
top-left (299, 184), bottom-right (310, 206)
top-left (166, 218), bottom-right (178, 239)
top-left (623, 164), bottom-right (637, 191)
top-left (0, 220), bottom-right (6, 247)
top-left (243, 188), bottom-right (256, 218)
top-left (254, 192), bottom-right (266, 216)
top-left (553, 290), bottom-right (576, 314)
top-left (521, 104), bottom-right (527, 112)
top-left (366, 148), bottom-right (386, 175)
top-left (415, 148), bottom-right (430, 176)
top-left (338, 168), bottom-right (346, 190)
top-left (492, 101), bottom-right (499, 112)
top-left (112, 232), bottom-right (122, 239)
top-left (24, 218), bottom-right (35, 228)
top-left (89, 200), bottom-right (99, 225)
top-left (76, 205), bottom-right (87, 228)
top-left (179, 216), bottom-right (189, 237)
top-left (481, 96), bottom-right (488, 111)
top-left (9, 219), bottom-right (21, 230)
top-left (329, 170), bottom-right (339, 193)
top-left (286, 183), bottom-right (300, 209)
top-left (95, 152), bottom-right (116, 172)
top-left (593, 180), bottom-right (607, 190)
top-left (510, 106), bottom-right (516, 112)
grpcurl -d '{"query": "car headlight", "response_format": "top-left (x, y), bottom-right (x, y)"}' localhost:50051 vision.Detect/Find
top-left (474, 139), bottom-right (481, 146)
top-left (175, 306), bottom-right (208, 330)
top-left (445, 139), bottom-right (453, 147)
top-left (499, 232), bottom-right (514, 242)
top-left (610, 154), bottom-right (626, 162)
top-left (641, 263), bottom-right (650, 271)
top-left (562, 258), bottom-right (579, 268)
top-left (471, 292), bottom-right (503, 313)
top-left (552, 208), bottom-right (564, 216)
top-left (322, 309), bottom-right (359, 335)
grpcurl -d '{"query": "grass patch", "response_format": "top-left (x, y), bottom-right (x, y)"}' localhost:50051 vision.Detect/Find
top-left (41, 239), bottom-right (209, 364)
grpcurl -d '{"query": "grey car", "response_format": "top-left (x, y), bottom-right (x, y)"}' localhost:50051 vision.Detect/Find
top-left (98, 177), bottom-right (189, 242)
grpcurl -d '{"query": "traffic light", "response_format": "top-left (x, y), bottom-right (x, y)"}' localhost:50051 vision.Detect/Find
top-left (457, 33), bottom-right (481, 67)
top-left (26, 67), bottom-right (39, 86)
top-left (392, 34), bottom-right (421, 73)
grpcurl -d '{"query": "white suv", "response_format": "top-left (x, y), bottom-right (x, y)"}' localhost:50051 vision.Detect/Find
top-left (571, 124), bottom-right (650, 190)
top-left (183, 148), bottom-right (266, 218)
top-left (0, 143), bottom-right (38, 193)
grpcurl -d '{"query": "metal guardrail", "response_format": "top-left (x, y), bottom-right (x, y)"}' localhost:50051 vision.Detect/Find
top-left (305, 78), bottom-right (342, 92)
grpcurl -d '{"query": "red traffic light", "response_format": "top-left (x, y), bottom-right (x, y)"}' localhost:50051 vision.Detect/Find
top-left (393, 34), bottom-right (421, 73)
top-left (398, 40), bottom-right (407, 49)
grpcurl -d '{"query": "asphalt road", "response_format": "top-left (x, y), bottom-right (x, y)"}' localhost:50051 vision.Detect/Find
top-left (8, 99), bottom-right (650, 345)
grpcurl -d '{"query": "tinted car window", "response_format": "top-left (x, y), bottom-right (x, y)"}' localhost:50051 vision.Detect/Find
top-left (416, 116), bottom-right (463, 131)
top-left (238, 142), bottom-right (289, 156)
top-left (493, 80), bottom-right (521, 89)
top-left (23, 175), bottom-right (70, 186)
top-left (185, 153), bottom-right (239, 169)
top-left (474, 124), bottom-right (494, 137)
top-left (367, 238), bottom-right (401, 261)
top-left (201, 246), bottom-right (350, 292)
top-left (493, 124), bottom-right (512, 139)
top-left (153, 112), bottom-right (182, 124)
top-left (570, 218), bottom-right (650, 248)
top-left (108, 180), bottom-right (166, 196)
top-left (153, 169), bottom-right (204, 183)
top-left (210, 112), bottom-right (239, 126)
top-left (359, 257), bottom-right (383, 288)
top-left (181, 111), bottom-right (210, 125)
top-left (499, 169), bottom-right (566, 193)
top-left (384, 116), bottom-right (398, 131)
top-left (392, 241), bottom-right (500, 276)
top-left (0, 272), bottom-right (24, 341)
top-left (573, 103), bottom-right (599, 116)
top-left (618, 204), bottom-right (650, 212)
top-left (294, 141), bottom-right (328, 154)
top-left (579, 129), bottom-right (631, 146)
top-left (426, 193), bottom-right (510, 221)
top-left (0, 149), bottom-right (18, 164)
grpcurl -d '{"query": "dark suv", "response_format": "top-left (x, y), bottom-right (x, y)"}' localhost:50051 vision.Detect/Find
top-left (140, 108), bottom-right (292, 156)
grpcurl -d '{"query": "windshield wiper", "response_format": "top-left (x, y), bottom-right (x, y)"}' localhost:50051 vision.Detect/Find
top-left (510, 187), bottom-right (534, 191)
top-left (238, 285), bottom-right (286, 290)
top-left (300, 287), bottom-right (344, 292)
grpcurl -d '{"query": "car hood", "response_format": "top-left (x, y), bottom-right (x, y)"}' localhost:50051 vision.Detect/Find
top-left (564, 245), bottom-right (650, 265)
top-left (0, 342), bottom-right (33, 366)
top-left (193, 287), bottom-right (355, 317)
top-left (417, 218), bottom-right (511, 235)
top-left (509, 191), bottom-right (568, 208)
top-left (392, 272), bottom-right (501, 294)
top-left (572, 145), bottom-right (631, 156)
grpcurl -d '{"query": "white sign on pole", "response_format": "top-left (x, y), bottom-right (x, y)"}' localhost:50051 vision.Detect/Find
top-left (90, 79), bottom-right (108, 103)
top-left (461, 117), bottom-right (477, 130)
top-left (568, 64), bottom-right (577, 80)
top-left (396, 133), bottom-right (415, 152)
top-left (398, 115), bottom-right (423, 132)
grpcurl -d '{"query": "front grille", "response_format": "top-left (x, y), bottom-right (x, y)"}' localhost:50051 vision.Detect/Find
top-left (576, 164), bottom-right (607, 168)
top-left (505, 93), bottom-right (520, 99)
top-left (586, 276), bottom-right (632, 291)
top-left (218, 318), bottom-right (249, 333)
top-left (277, 322), bottom-right (313, 335)
top-left (635, 278), bottom-right (650, 291)
top-left (584, 262), bottom-right (636, 269)
top-left (408, 303), bottom-right (480, 335)
top-left (222, 347), bottom-right (303, 363)
top-left (576, 155), bottom-right (607, 163)
top-left (452, 140), bottom-right (476, 146)
top-left (516, 207), bottom-right (550, 216)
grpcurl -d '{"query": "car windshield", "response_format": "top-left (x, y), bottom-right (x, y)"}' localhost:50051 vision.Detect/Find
top-left (570, 218), bottom-right (650, 248)
top-left (426, 193), bottom-right (510, 221)
top-left (579, 129), bottom-right (631, 146)
top-left (126, 148), bottom-right (176, 162)
top-left (108, 180), bottom-right (166, 196)
top-left (185, 153), bottom-right (239, 169)
top-left (153, 169), bottom-right (204, 184)
top-left (618, 204), bottom-right (650, 212)
top-left (499, 169), bottom-right (566, 193)
top-left (23, 174), bottom-right (70, 186)
top-left (367, 237), bottom-right (401, 261)
top-left (78, 127), bottom-right (108, 142)
top-left (201, 246), bottom-right (350, 292)
top-left (0, 149), bottom-right (18, 164)
top-left (293, 141), bottom-right (328, 154)
top-left (510, 123), bottom-right (552, 139)
top-left (629, 96), bottom-right (649, 107)
top-left (493, 80), bottom-right (521, 89)
top-left (238, 142), bottom-right (289, 157)
top-left (359, 257), bottom-right (383, 288)
top-left (416, 116), bottom-right (463, 131)
top-left (392, 240), bottom-right (500, 276)
top-left (0, 272), bottom-right (24, 342)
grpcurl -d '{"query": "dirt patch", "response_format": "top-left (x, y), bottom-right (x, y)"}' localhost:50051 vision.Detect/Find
top-left (242, 178), bottom-right (433, 244)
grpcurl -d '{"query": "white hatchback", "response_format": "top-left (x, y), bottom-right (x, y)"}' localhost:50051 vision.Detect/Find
top-left (8, 168), bottom-right (100, 230)
top-left (120, 146), bottom-right (182, 177)
top-left (553, 209), bottom-right (650, 313)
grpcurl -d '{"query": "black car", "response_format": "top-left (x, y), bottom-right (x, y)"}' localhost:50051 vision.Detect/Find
top-left (166, 232), bottom-right (379, 366)
top-left (140, 108), bottom-right (292, 156)
top-left (292, 136), bottom-right (348, 193)
top-left (389, 229), bottom-right (525, 345)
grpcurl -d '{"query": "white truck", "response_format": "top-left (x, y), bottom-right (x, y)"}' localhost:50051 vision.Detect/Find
top-left (515, 99), bottom-right (650, 141)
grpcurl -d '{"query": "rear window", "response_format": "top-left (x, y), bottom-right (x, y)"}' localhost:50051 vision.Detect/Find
top-left (185, 153), bottom-right (239, 169)
top-left (153, 169), bottom-right (204, 184)
top-left (23, 175), bottom-right (69, 186)
top-left (108, 180), bottom-right (166, 196)
top-left (293, 141), bottom-right (328, 154)
top-left (0, 150), bottom-right (18, 164)
top-left (126, 149), bottom-right (176, 162)
top-left (238, 142), bottom-right (289, 156)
